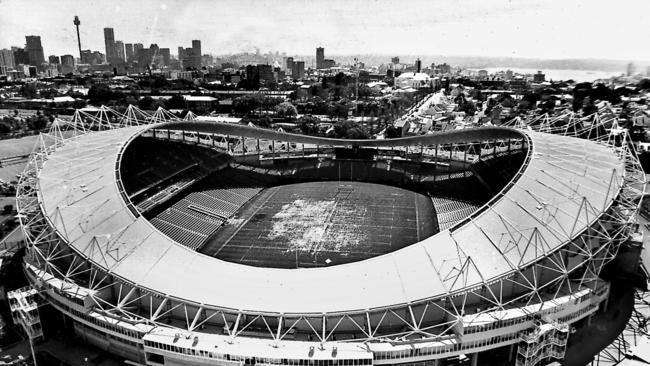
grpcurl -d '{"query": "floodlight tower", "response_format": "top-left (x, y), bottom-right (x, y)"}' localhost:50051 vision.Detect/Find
top-left (74, 16), bottom-right (82, 59)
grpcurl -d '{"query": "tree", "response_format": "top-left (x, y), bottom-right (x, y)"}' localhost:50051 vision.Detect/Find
top-left (20, 83), bottom-right (38, 99)
top-left (233, 94), bottom-right (263, 116)
top-left (328, 102), bottom-right (350, 120)
top-left (0, 122), bottom-right (11, 134)
top-left (274, 102), bottom-right (298, 118)
top-left (330, 120), bottom-right (369, 139)
top-left (26, 113), bottom-right (48, 130)
top-left (72, 99), bottom-right (87, 109)
top-left (40, 88), bottom-right (58, 99)
top-left (138, 96), bottom-right (155, 111)
top-left (88, 84), bottom-right (121, 105)
top-left (298, 115), bottom-right (320, 136)
top-left (166, 95), bottom-right (187, 110)
top-left (638, 79), bottom-right (650, 91)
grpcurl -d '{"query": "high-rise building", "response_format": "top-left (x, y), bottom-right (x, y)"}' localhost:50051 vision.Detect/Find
top-left (316, 47), bottom-right (324, 69)
top-left (25, 36), bottom-right (45, 66)
top-left (60, 54), bottom-right (75, 73)
top-left (0, 49), bottom-right (15, 69)
top-left (103, 28), bottom-right (116, 63)
top-left (391, 56), bottom-right (400, 64)
top-left (292, 60), bottom-right (305, 80)
top-left (286, 57), bottom-right (294, 73)
top-left (81, 50), bottom-right (104, 65)
top-left (125, 43), bottom-right (134, 62)
top-left (136, 47), bottom-right (152, 68)
top-left (627, 62), bottom-right (635, 76)
top-left (12, 47), bottom-right (29, 65)
top-left (48, 55), bottom-right (60, 64)
top-left (158, 48), bottom-right (172, 66)
top-left (323, 59), bottom-right (335, 69)
top-left (191, 40), bottom-right (202, 68)
top-left (415, 58), bottom-right (422, 73)
top-left (179, 41), bottom-right (202, 69)
top-left (258, 64), bottom-right (274, 83)
top-left (115, 41), bottom-right (125, 62)
top-left (160, 48), bottom-right (170, 66)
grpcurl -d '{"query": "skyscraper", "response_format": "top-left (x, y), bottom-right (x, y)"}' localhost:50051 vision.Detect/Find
top-left (104, 28), bottom-right (116, 63)
top-left (179, 41), bottom-right (202, 69)
top-left (61, 54), bottom-right (75, 73)
top-left (415, 58), bottom-right (422, 73)
top-left (191, 40), bottom-right (201, 68)
top-left (125, 43), bottom-right (134, 62)
top-left (0, 49), bottom-right (15, 69)
top-left (48, 55), bottom-right (60, 64)
top-left (316, 47), bottom-right (324, 69)
top-left (12, 47), bottom-right (29, 65)
top-left (25, 36), bottom-right (45, 66)
top-left (160, 48), bottom-right (171, 66)
top-left (286, 57), bottom-right (294, 73)
top-left (292, 60), bottom-right (305, 80)
top-left (115, 41), bottom-right (125, 62)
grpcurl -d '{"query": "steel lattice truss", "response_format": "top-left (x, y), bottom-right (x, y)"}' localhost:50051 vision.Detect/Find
top-left (590, 289), bottom-right (650, 365)
top-left (15, 106), bottom-right (646, 350)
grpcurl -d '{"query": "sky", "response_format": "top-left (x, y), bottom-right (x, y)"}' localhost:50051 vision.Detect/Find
top-left (1, 0), bottom-right (649, 61)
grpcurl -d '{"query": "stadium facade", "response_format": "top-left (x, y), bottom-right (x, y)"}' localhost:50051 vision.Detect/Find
top-left (16, 106), bottom-right (644, 366)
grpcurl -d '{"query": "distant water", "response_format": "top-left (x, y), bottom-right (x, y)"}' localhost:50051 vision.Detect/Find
top-left (472, 67), bottom-right (623, 82)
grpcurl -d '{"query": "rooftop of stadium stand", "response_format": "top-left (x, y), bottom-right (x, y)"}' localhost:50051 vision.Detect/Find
top-left (36, 122), bottom-right (625, 314)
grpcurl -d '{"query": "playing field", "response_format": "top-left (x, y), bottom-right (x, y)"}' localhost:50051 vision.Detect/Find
top-left (200, 181), bottom-right (437, 268)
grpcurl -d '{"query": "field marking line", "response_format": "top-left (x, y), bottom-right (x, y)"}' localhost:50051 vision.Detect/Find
top-left (213, 186), bottom-right (280, 256)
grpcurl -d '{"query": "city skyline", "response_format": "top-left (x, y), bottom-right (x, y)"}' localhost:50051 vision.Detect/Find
top-left (1, 0), bottom-right (649, 63)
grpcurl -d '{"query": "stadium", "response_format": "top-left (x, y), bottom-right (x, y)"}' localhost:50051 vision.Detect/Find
top-left (15, 105), bottom-right (645, 366)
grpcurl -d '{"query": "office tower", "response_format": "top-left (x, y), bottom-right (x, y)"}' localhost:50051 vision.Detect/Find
top-left (60, 54), bottom-right (75, 73)
top-left (80, 50), bottom-right (91, 64)
top-left (25, 36), bottom-right (45, 66)
top-left (81, 50), bottom-right (104, 65)
top-left (160, 48), bottom-right (170, 66)
top-left (191, 40), bottom-right (201, 68)
top-left (258, 64), bottom-right (274, 83)
top-left (12, 47), bottom-right (29, 65)
top-left (415, 58), bottom-right (422, 73)
top-left (104, 28), bottom-right (116, 63)
top-left (0, 49), bottom-right (15, 68)
top-left (134, 43), bottom-right (144, 55)
top-left (73, 16), bottom-right (82, 59)
top-left (61, 54), bottom-right (74, 65)
top-left (125, 43), bottom-right (134, 62)
top-left (48, 55), bottom-right (60, 64)
top-left (292, 60), bottom-right (304, 80)
top-left (316, 47), bottom-right (324, 69)
top-left (391, 56), bottom-right (399, 64)
top-left (115, 41), bottom-right (125, 62)
top-left (136, 47), bottom-right (152, 67)
top-left (286, 57), bottom-right (294, 73)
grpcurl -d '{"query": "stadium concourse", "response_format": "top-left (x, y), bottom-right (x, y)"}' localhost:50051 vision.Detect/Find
top-left (13, 104), bottom-right (646, 366)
